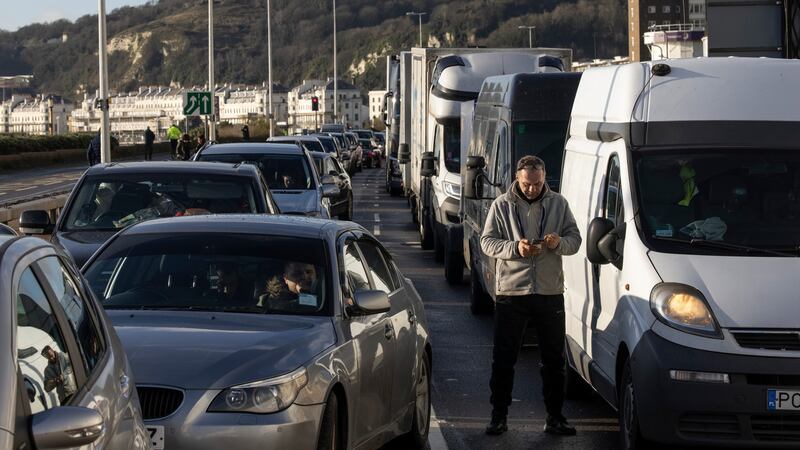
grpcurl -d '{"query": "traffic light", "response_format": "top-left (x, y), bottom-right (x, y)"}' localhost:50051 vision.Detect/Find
top-left (311, 96), bottom-right (319, 111)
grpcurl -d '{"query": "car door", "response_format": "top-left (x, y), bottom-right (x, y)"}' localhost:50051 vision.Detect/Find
top-left (355, 239), bottom-right (418, 426)
top-left (340, 236), bottom-right (394, 446)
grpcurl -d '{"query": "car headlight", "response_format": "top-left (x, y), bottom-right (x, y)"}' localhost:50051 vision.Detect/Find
top-left (208, 368), bottom-right (308, 414)
top-left (650, 283), bottom-right (721, 338)
top-left (443, 180), bottom-right (461, 200)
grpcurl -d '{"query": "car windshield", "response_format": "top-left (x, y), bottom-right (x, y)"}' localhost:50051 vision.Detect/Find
top-left (375, 133), bottom-right (385, 144)
top-left (300, 139), bottom-right (324, 153)
top-left (198, 154), bottom-right (315, 190)
top-left (317, 137), bottom-right (337, 154)
top-left (359, 139), bottom-right (372, 149)
top-left (84, 234), bottom-right (331, 316)
top-left (635, 150), bottom-right (800, 255)
top-left (64, 174), bottom-right (258, 231)
top-left (355, 130), bottom-right (372, 140)
top-left (513, 120), bottom-right (568, 190)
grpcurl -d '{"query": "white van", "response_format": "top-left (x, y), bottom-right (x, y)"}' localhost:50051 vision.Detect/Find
top-left (561, 58), bottom-right (800, 449)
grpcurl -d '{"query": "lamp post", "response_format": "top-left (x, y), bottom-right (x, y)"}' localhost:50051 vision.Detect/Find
top-left (97, 0), bottom-right (111, 162)
top-left (406, 11), bottom-right (427, 47)
top-left (518, 25), bottom-right (536, 48)
top-left (208, 0), bottom-right (216, 141)
top-left (267, 0), bottom-right (274, 137)
top-left (333, 0), bottom-right (338, 123)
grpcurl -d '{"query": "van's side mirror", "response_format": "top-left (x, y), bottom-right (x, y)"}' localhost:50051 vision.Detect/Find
top-left (463, 156), bottom-right (486, 200)
top-left (398, 143), bottom-right (410, 164)
top-left (19, 210), bottom-right (53, 235)
top-left (587, 217), bottom-right (624, 269)
top-left (420, 152), bottom-right (436, 178)
top-left (599, 223), bottom-right (625, 269)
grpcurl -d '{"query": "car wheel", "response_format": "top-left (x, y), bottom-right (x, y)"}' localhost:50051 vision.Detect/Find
top-left (433, 223), bottom-right (445, 263)
top-left (619, 361), bottom-right (648, 449)
top-left (317, 393), bottom-right (343, 450)
top-left (444, 236), bottom-right (463, 285)
top-left (400, 354), bottom-right (431, 448)
top-left (469, 253), bottom-right (493, 315)
top-left (339, 195), bottom-right (353, 221)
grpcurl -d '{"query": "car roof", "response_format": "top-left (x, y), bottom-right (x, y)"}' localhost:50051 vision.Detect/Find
top-left (116, 214), bottom-right (363, 240)
top-left (84, 161), bottom-right (261, 176)
top-left (270, 136), bottom-right (321, 142)
top-left (201, 142), bottom-right (304, 155)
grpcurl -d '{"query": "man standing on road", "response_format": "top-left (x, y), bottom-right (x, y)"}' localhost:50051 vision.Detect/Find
top-left (480, 155), bottom-right (582, 437)
top-left (241, 124), bottom-right (250, 141)
top-left (86, 129), bottom-right (101, 166)
top-left (167, 124), bottom-right (182, 159)
top-left (144, 126), bottom-right (156, 161)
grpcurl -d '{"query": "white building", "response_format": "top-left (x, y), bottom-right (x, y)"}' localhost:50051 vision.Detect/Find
top-left (688, 0), bottom-right (707, 28)
top-left (218, 83), bottom-right (289, 125)
top-left (0, 94), bottom-right (73, 135)
top-left (288, 79), bottom-right (368, 133)
top-left (368, 90), bottom-right (387, 125)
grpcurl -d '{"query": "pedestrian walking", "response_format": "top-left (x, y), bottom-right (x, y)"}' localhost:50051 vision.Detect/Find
top-left (480, 155), bottom-right (582, 437)
top-left (167, 124), bottom-right (182, 159)
top-left (144, 126), bottom-right (156, 161)
top-left (86, 129), bottom-right (101, 166)
top-left (176, 134), bottom-right (193, 161)
top-left (241, 124), bottom-right (250, 141)
top-left (194, 134), bottom-right (206, 157)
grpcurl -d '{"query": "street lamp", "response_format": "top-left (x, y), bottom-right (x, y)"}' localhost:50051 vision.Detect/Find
top-left (267, 0), bottom-right (274, 137)
top-left (406, 11), bottom-right (427, 47)
top-left (208, 0), bottom-right (216, 141)
top-left (333, 0), bottom-right (338, 123)
top-left (518, 25), bottom-right (536, 48)
top-left (97, 0), bottom-right (111, 162)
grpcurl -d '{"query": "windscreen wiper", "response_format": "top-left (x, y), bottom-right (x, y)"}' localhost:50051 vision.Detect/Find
top-left (651, 236), bottom-right (795, 257)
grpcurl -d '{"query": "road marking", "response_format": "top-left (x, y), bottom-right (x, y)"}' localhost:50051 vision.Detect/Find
top-left (13, 186), bottom-right (37, 191)
top-left (429, 406), bottom-right (449, 450)
top-left (374, 213), bottom-right (380, 223)
top-left (373, 224), bottom-right (381, 236)
top-left (373, 203), bottom-right (379, 207)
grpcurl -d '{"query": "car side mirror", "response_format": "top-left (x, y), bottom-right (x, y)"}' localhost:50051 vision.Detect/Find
top-left (321, 174), bottom-right (336, 185)
top-left (420, 151), bottom-right (436, 178)
top-left (19, 210), bottom-right (53, 235)
top-left (322, 184), bottom-right (340, 198)
top-left (586, 217), bottom-right (616, 265)
top-left (352, 290), bottom-right (391, 315)
top-left (398, 143), bottom-right (410, 164)
top-left (32, 406), bottom-right (105, 449)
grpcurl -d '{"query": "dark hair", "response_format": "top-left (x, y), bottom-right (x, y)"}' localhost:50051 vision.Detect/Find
top-left (516, 155), bottom-right (546, 172)
top-left (41, 345), bottom-right (53, 356)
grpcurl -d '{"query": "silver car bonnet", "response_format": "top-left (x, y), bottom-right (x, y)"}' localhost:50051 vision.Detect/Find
top-left (107, 310), bottom-right (336, 389)
top-left (271, 190), bottom-right (320, 214)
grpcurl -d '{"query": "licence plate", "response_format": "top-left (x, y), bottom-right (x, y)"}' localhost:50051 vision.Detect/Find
top-left (767, 389), bottom-right (800, 411)
top-left (146, 425), bottom-right (165, 450)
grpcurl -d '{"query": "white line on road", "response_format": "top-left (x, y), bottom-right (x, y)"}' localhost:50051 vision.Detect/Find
top-left (13, 186), bottom-right (37, 191)
top-left (373, 224), bottom-right (381, 236)
top-left (374, 213), bottom-right (380, 223)
top-left (373, 203), bottom-right (379, 207)
top-left (429, 407), bottom-right (449, 450)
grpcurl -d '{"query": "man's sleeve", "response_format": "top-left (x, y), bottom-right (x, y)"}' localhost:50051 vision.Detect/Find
top-left (554, 202), bottom-right (582, 256)
top-left (480, 200), bottom-right (519, 260)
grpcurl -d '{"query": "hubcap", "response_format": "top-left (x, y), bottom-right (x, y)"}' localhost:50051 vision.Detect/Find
top-left (415, 360), bottom-right (430, 434)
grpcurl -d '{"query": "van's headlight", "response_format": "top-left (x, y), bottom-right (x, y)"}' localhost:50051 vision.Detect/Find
top-left (650, 283), bottom-right (721, 338)
top-left (208, 368), bottom-right (308, 414)
top-left (443, 181), bottom-right (461, 200)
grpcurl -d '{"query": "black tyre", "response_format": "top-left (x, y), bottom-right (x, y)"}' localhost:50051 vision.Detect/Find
top-left (619, 361), bottom-right (648, 449)
top-left (317, 393), bottom-right (343, 450)
top-left (399, 355), bottom-right (431, 448)
top-left (433, 224), bottom-right (445, 263)
top-left (339, 195), bottom-right (353, 221)
top-left (419, 209), bottom-right (434, 250)
top-left (444, 237), bottom-right (463, 285)
top-left (410, 197), bottom-right (419, 225)
top-left (469, 254), bottom-right (493, 315)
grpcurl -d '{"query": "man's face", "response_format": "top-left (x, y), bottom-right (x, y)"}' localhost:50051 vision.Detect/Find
top-left (516, 168), bottom-right (546, 200)
top-left (44, 348), bottom-right (57, 362)
top-left (284, 264), bottom-right (317, 294)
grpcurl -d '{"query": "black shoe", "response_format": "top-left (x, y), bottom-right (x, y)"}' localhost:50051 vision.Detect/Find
top-left (485, 416), bottom-right (508, 436)
top-left (544, 415), bottom-right (576, 436)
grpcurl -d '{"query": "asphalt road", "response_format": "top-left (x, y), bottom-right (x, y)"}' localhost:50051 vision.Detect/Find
top-left (349, 167), bottom-right (620, 450)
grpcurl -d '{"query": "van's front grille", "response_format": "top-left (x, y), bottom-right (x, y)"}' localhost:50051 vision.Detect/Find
top-left (752, 414), bottom-right (800, 442)
top-left (677, 413), bottom-right (741, 440)
top-left (137, 386), bottom-right (184, 420)
top-left (732, 331), bottom-right (800, 351)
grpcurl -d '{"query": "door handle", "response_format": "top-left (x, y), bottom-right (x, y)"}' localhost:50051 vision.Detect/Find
top-left (384, 323), bottom-right (393, 340)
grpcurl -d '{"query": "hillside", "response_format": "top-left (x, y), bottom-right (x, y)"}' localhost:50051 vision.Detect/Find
top-left (0, 0), bottom-right (626, 98)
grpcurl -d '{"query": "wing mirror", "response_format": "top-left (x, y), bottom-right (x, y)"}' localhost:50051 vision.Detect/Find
top-left (420, 151), bottom-right (436, 178)
top-left (19, 210), bottom-right (54, 235)
top-left (352, 290), bottom-right (391, 315)
top-left (321, 183), bottom-right (340, 198)
top-left (587, 217), bottom-right (625, 269)
top-left (463, 156), bottom-right (486, 200)
top-left (0, 223), bottom-right (17, 236)
top-left (398, 143), bottom-right (410, 164)
top-left (32, 406), bottom-right (105, 449)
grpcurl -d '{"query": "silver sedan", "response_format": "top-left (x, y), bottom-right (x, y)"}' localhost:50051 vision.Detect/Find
top-left (82, 214), bottom-right (432, 450)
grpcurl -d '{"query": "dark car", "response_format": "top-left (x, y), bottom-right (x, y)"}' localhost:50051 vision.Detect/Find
top-left (344, 132), bottom-right (363, 173)
top-left (327, 132), bottom-right (354, 172)
top-left (19, 162), bottom-right (280, 267)
top-left (319, 123), bottom-right (346, 133)
top-left (268, 135), bottom-right (326, 154)
top-left (310, 151), bottom-right (353, 220)
top-left (81, 215), bottom-right (432, 450)
top-left (386, 155), bottom-right (403, 196)
top-left (194, 142), bottom-right (340, 219)
top-left (313, 134), bottom-right (341, 158)
top-left (359, 138), bottom-right (380, 169)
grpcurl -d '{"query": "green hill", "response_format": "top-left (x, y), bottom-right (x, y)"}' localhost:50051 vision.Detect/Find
top-left (0, 0), bottom-right (625, 97)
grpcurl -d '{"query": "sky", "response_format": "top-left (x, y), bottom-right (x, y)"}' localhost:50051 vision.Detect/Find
top-left (2, 0), bottom-right (150, 31)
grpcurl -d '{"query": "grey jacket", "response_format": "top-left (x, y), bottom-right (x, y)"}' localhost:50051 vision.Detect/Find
top-left (480, 182), bottom-right (581, 296)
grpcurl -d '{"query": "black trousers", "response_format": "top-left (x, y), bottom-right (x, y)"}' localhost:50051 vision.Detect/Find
top-left (144, 143), bottom-right (153, 161)
top-left (169, 139), bottom-right (178, 159)
top-left (490, 293), bottom-right (566, 418)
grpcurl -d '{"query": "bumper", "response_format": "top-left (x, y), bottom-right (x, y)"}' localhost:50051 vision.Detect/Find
top-left (146, 390), bottom-right (325, 450)
top-left (632, 331), bottom-right (800, 447)
top-left (435, 195), bottom-right (461, 225)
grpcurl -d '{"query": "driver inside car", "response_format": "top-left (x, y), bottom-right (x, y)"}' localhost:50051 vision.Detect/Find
top-left (259, 262), bottom-right (319, 311)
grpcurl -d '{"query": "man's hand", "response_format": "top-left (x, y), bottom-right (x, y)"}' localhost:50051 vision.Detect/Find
top-left (518, 239), bottom-right (542, 257)
top-left (544, 233), bottom-right (561, 250)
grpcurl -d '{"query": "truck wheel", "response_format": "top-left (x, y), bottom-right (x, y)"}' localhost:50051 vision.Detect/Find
top-left (410, 197), bottom-right (419, 224)
top-left (469, 255), bottom-right (493, 315)
top-left (444, 247), bottom-right (463, 285)
top-left (419, 210), bottom-right (434, 250)
top-left (433, 224), bottom-right (445, 263)
top-left (619, 361), bottom-right (648, 449)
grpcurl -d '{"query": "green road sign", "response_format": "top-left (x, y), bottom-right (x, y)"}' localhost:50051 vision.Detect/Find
top-left (183, 91), bottom-right (213, 116)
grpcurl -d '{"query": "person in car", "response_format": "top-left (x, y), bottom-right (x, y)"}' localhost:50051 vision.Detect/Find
top-left (261, 262), bottom-right (319, 311)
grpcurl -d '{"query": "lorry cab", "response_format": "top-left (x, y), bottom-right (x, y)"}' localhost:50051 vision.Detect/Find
top-left (416, 51), bottom-right (570, 284)
top-left (560, 58), bottom-right (800, 449)
top-left (462, 72), bottom-right (581, 313)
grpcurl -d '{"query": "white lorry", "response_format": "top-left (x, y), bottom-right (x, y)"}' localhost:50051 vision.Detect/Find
top-left (398, 47), bottom-right (571, 282)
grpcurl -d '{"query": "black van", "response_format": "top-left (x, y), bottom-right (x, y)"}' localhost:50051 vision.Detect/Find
top-left (461, 72), bottom-right (581, 314)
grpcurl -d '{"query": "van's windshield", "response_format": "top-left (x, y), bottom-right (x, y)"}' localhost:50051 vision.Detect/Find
top-left (513, 121), bottom-right (568, 190)
top-left (635, 151), bottom-right (800, 256)
top-left (442, 124), bottom-right (461, 173)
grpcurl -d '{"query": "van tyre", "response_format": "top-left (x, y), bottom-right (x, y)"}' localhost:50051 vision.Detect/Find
top-left (419, 209), bottom-right (434, 250)
top-left (619, 361), bottom-right (648, 449)
top-left (433, 224), bottom-right (445, 263)
top-left (400, 354), bottom-right (431, 449)
top-left (469, 255), bottom-right (493, 315)
top-left (317, 393), bottom-right (343, 450)
top-left (444, 236), bottom-right (463, 285)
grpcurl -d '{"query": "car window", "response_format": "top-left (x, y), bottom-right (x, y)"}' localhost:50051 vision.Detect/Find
top-left (325, 158), bottom-right (338, 176)
top-left (38, 256), bottom-right (105, 373)
top-left (332, 158), bottom-right (346, 174)
top-left (16, 268), bottom-right (79, 413)
top-left (343, 242), bottom-right (371, 294)
top-left (605, 155), bottom-right (623, 226)
top-left (356, 240), bottom-right (395, 294)
top-left (200, 154), bottom-right (314, 191)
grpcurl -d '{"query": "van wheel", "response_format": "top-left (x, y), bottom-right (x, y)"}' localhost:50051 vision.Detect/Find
top-left (433, 224), bottom-right (445, 263)
top-left (317, 393), bottom-right (343, 450)
top-left (399, 354), bottom-right (431, 448)
top-left (444, 237), bottom-right (463, 285)
top-left (419, 209), bottom-right (434, 250)
top-left (619, 361), bottom-right (647, 449)
top-left (469, 255), bottom-right (493, 315)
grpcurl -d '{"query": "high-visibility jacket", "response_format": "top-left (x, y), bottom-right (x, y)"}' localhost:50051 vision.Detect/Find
top-left (167, 126), bottom-right (182, 140)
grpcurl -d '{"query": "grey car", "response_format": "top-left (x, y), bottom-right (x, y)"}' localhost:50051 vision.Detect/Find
top-left (310, 151), bottom-right (353, 220)
top-left (82, 215), bottom-right (432, 450)
top-left (1, 234), bottom-right (149, 450)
